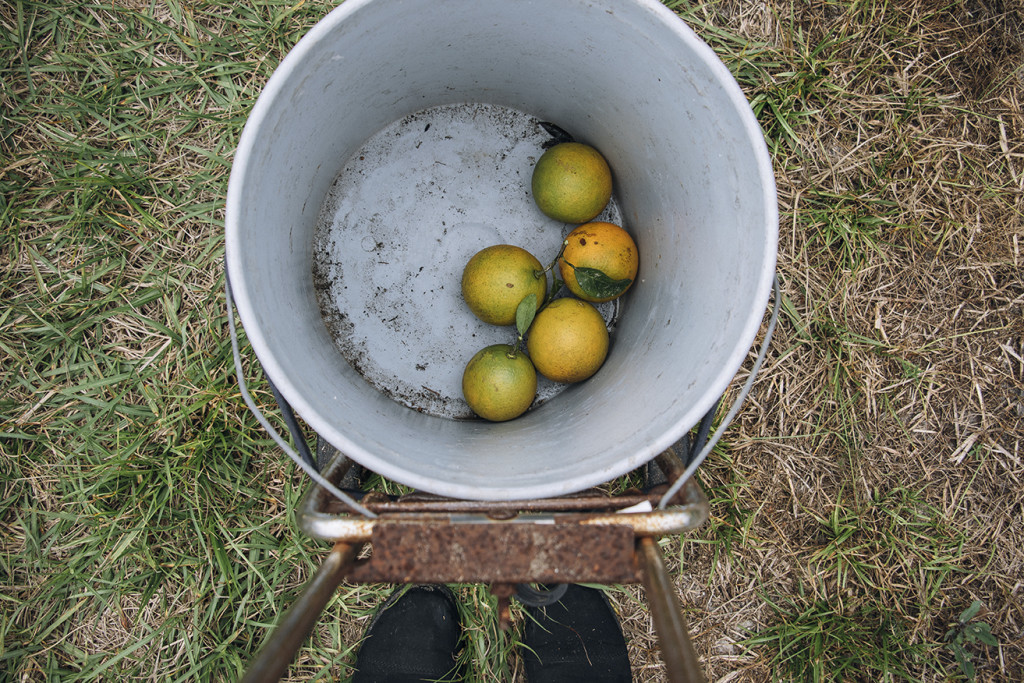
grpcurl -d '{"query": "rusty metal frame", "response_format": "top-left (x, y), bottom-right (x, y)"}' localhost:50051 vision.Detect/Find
top-left (297, 448), bottom-right (710, 544)
top-left (241, 449), bottom-right (710, 683)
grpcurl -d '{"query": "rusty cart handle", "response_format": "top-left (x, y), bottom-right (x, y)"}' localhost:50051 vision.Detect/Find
top-left (240, 542), bottom-right (361, 683)
top-left (638, 536), bottom-right (707, 683)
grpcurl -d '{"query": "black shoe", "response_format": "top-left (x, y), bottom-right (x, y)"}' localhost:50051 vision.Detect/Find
top-left (521, 584), bottom-right (631, 683)
top-left (352, 584), bottom-right (463, 683)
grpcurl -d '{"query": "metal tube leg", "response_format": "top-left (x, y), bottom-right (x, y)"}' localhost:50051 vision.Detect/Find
top-left (241, 542), bottom-right (361, 683)
top-left (638, 537), bottom-right (707, 683)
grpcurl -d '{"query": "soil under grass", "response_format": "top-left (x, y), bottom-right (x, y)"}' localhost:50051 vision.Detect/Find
top-left (2, 1), bottom-right (1022, 681)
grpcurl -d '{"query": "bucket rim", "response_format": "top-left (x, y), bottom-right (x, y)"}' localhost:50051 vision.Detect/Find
top-left (225, 0), bottom-right (779, 500)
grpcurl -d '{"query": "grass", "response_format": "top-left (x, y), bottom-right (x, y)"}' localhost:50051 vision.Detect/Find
top-left (745, 595), bottom-right (934, 682)
top-left (2, 0), bottom-right (1023, 681)
top-left (670, 0), bottom-right (1023, 680)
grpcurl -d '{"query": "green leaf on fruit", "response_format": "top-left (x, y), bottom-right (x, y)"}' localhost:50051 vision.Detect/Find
top-left (516, 293), bottom-right (538, 338)
top-left (572, 266), bottom-right (632, 300)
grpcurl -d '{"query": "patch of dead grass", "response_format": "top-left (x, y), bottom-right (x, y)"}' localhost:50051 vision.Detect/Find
top-left (605, 0), bottom-right (1024, 680)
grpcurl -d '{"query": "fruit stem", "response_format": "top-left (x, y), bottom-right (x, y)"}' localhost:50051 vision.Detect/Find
top-left (539, 239), bottom-right (569, 276)
top-left (543, 278), bottom-right (564, 307)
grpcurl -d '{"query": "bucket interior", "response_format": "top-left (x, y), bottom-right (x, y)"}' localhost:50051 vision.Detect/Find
top-left (226, 0), bottom-right (778, 500)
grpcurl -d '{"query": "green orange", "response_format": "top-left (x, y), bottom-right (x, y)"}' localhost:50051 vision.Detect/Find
top-left (531, 142), bottom-right (613, 224)
top-left (462, 344), bottom-right (537, 421)
top-left (461, 245), bottom-right (547, 326)
top-left (526, 297), bottom-right (609, 383)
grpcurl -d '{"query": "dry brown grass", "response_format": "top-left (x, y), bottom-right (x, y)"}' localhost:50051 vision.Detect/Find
top-left (605, 0), bottom-right (1023, 680)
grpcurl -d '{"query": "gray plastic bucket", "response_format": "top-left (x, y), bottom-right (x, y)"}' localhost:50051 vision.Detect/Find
top-left (225, 0), bottom-right (778, 501)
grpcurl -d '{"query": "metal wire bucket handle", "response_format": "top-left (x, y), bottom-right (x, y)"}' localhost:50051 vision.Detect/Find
top-left (225, 275), bottom-right (377, 519)
top-left (225, 270), bottom-right (779, 517)
top-left (658, 273), bottom-right (780, 508)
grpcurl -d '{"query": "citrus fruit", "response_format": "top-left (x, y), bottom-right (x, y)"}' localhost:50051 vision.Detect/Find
top-left (462, 245), bottom-right (547, 326)
top-left (462, 344), bottom-right (537, 421)
top-left (558, 221), bottom-right (639, 303)
top-left (531, 142), bottom-right (612, 224)
top-left (526, 297), bottom-right (609, 383)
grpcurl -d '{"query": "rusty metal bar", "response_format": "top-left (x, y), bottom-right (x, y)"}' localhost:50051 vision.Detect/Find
top-left (299, 505), bottom-right (710, 544)
top-left (240, 542), bottom-right (361, 683)
top-left (638, 536), bottom-right (707, 683)
top-left (276, 448), bottom-right (713, 682)
top-left (317, 446), bottom-right (697, 516)
top-left (655, 448), bottom-right (689, 486)
top-left (322, 489), bottom-right (656, 514)
top-left (343, 521), bottom-right (640, 584)
top-left (296, 452), bottom-right (710, 544)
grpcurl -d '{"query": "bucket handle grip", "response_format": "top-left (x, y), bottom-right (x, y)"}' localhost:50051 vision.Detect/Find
top-left (657, 273), bottom-right (781, 509)
top-left (225, 275), bottom-right (378, 519)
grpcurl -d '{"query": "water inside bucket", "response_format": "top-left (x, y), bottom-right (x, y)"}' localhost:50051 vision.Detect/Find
top-left (312, 102), bottom-right (624, 419)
